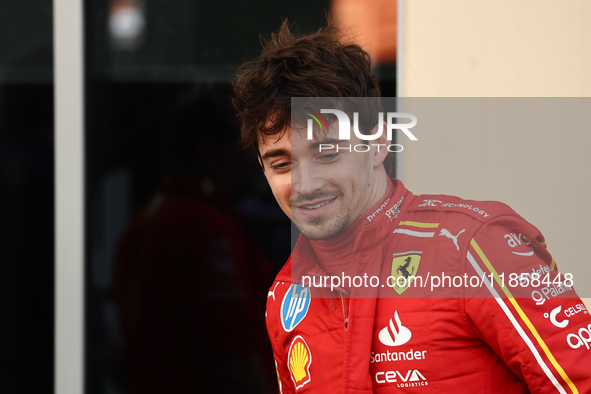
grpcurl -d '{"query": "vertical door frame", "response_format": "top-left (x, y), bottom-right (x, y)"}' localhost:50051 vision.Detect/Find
top-left (54, 0), bottom-right (84, 392)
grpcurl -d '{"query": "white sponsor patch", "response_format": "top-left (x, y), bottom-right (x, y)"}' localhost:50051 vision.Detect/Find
top-left (375, 370), bottom-right (428, 386)
top-left (379, 311), bottom-right (412, 347)
top-left (393, 229), bottom-right (435, 238)
top-left (545, 305), bottom-right (569, 328)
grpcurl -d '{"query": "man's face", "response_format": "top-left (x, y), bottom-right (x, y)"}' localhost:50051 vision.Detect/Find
top-left (259, 122), bottom-right (388, 240)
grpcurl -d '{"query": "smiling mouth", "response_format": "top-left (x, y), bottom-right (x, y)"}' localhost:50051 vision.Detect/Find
top-left (299, 197), bottom-right (337, 210)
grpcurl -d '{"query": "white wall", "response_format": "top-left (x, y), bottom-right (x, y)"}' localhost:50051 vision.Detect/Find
top-left (399, 0), bottom-right (591, 308)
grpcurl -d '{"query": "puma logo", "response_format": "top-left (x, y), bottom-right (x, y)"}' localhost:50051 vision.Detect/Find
top-left (267, 282), bottom-right (283, 301)
top-left (439, 228), bottom-right (465, 251)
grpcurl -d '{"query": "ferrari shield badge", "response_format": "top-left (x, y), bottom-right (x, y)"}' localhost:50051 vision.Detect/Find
top-left (390, 251), bottom-right (422, 295)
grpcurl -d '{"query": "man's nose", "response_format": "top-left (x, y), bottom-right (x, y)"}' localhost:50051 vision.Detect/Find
top-left (292, 161), bottom-right (323, 196)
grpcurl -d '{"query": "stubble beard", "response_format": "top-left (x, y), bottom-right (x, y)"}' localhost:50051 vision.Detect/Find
top-left (292, 206), bottom-right (352, 241)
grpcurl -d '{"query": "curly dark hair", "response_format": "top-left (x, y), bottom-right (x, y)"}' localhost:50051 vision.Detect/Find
top-left (232, 19), bottom-right (383, 154)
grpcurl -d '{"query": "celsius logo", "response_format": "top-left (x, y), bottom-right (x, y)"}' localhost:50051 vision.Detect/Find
top-left (544, 305), bottom-right (569, 328)
top-left (379, 311), bottom-right (412, 346)
top-left (304, 108), bottom-right (417, 152)
top-left (281, 284), bottom-right (311, 332)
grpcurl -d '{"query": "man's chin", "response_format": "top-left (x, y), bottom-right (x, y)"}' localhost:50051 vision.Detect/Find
top-left (293, 216), bottom-right (350, 241)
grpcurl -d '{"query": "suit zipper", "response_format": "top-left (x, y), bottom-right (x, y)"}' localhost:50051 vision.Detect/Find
top-left (340, 293), bottom-right (349, 330)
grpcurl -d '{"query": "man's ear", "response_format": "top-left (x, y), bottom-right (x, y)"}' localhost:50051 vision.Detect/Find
top-left (371, 122), bottom-right (390, 168)
top-left (258, 154), bottom-right (265, 171)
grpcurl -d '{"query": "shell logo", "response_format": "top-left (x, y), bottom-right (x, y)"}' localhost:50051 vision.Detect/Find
top-left (288, 335), bottom-right (312, 389)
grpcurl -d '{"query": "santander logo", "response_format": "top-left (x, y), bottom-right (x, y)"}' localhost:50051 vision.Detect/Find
top-left (379, 311), bottom-right (412, 347)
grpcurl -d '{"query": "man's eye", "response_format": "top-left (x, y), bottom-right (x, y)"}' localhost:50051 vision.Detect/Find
top-left (319, 153), bottom-right (340, 161)
top-left (271, 162), bottom-right (290, 171)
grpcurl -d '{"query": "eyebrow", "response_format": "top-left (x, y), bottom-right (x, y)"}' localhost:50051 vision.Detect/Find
top-left (309, 138), bottom-right (346, 149)
top-left (261, 148), bottom-right (290, 162)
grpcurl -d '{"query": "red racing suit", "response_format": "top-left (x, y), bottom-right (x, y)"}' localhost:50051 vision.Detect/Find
top-left (265, 179), bottom-right (591, 394)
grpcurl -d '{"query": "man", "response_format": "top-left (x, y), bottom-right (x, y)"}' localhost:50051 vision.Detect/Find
top-left (232, 20), bottom-right (591, 393)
